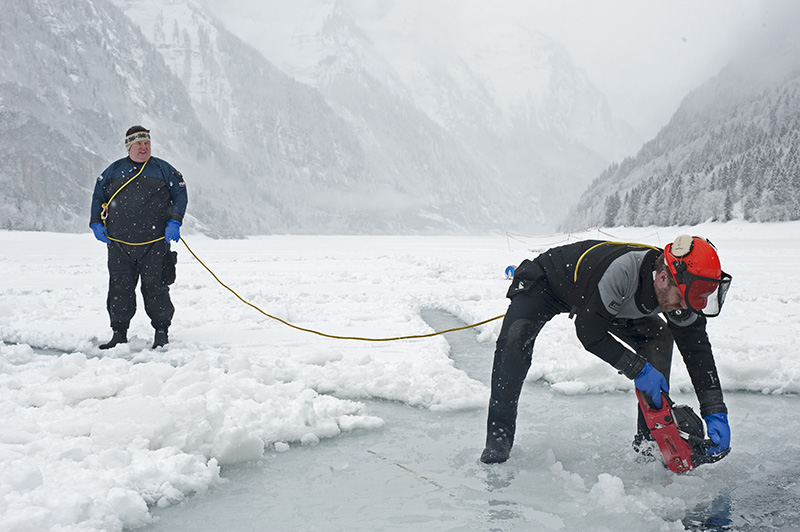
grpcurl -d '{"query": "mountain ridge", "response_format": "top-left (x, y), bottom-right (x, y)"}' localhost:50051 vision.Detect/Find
top-left (2, 0), bottom-right (654, 235)
top-left (561, 40), bottom-right (800, 229)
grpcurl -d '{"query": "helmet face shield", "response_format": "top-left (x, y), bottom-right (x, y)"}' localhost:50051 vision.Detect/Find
top-left (665, 235), bottom-right (732, 318)
top-left (674, 263), bottom-right (732, 317)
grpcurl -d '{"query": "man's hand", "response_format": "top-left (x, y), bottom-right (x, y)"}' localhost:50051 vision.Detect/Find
top-left (165, 220), bottom-right (181, 243)
top-left (91, 222), bottom-right (111, 244)
top-left (634, 362), bottom-right (669, 408)
top-left (704, 413), bottom-right (730, 455)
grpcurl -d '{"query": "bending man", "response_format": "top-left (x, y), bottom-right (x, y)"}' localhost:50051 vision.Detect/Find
top-left (481, 236), bottom-right (732, 464)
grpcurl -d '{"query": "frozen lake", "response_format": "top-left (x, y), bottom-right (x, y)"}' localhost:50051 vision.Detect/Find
top-left (143, 309), bottom-right (800, 532)
top-left (2, 224), bottom-right (799, 531)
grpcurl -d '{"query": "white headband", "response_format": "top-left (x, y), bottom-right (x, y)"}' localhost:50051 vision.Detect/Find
top-left (125, 131), bottom-right (151, 150)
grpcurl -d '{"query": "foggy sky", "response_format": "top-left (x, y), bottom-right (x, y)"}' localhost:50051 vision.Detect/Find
top-left (513, 0), bottom-right (761, 137)
top-left (206, 0), bottom-right (789, 140)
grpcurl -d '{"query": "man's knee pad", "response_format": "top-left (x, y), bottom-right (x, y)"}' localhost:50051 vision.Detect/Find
top-left (109, 272), bottom-right (134, 291)
top-left (140, 275), bottom-right (166, 294)
top-left (505, 319), bottom-right (544, 362)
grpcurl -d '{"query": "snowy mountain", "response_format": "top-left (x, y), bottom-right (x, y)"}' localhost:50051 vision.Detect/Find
top-left (205, 0), bottom-right (640, 225)
top-left (0, 0), bottom-right (197, 233)
top-left (1, 0), bottom-right (637, 235)
top-left (562, 29), bottom-right (800, 229)
top-left (0, 0), bottom-right (269, 236)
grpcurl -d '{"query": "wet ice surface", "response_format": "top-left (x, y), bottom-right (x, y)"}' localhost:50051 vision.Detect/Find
top-left (143, 309), bottom-right (800, 532)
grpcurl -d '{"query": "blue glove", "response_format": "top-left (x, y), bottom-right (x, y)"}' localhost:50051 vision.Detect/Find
top-left (165, 220), bottom-right (181, 243)
top-left (91, 222), bottom-right (111, 243)
top-left (704, 413), bottom-right (730, 455)
top-left (634, 362), bottom-right (669, 409)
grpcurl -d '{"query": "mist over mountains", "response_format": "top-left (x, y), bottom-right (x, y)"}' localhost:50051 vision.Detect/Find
top-left (562, 8), bottom-right (800, 229)
top-left (1, 0), bottom-right (637, 236)
top-left (3, 1), bottom-right (797, 236)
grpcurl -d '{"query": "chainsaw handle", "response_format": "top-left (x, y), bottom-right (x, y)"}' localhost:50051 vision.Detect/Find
top-left (693, 442), bottom-right (731, 465)
top-left (637, 390), bottom-right (674, 411)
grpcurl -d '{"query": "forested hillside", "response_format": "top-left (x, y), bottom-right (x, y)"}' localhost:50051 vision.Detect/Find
top-left (563, 42), bottom-right (800, 228)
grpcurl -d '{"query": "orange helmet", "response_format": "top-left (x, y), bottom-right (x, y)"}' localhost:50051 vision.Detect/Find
top-left (664, 235), bottom-right (732, 317)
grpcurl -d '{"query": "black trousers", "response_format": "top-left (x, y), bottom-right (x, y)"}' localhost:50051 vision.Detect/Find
top-left (106, 240), bottom-right (174, 331)
top-left (487, 286), bottom-right (674, 442)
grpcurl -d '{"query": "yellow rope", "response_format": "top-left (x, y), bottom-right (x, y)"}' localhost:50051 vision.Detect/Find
top-left (98, 159), bottom-right (504, 338)
top-left (101, 158), bottom-right (166, 246)
top-left (108, 235), bottom-right (165, 245)
top-left (101, 157), bottom-right (150, 222)
top-left (179, 238), bottom-right (505, 341)
top-left (573, 241), bottom-right (660, 282)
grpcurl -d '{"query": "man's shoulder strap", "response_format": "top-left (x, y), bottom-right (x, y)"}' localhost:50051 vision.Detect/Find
top-left (569, 241), bottom-right (661, 317)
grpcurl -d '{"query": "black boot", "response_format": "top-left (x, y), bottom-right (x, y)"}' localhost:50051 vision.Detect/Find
top-left (152, 329), bottom-right (169, 349)
top-left (480, 399), bottom-right (519, 464)
top-left (481, 427), bottom-right (513, 464)
top-left (99, 329), bottom-right (127, 350)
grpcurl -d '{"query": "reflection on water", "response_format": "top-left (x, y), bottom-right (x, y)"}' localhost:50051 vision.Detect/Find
top-left (683, 455), bottom-right (800, 531)
top-left (484, 468), bottom-right (521, 529)
top-left (684, 494), bottom-right (734, 531)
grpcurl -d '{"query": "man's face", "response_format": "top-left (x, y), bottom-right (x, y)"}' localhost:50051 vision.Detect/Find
top-left (654, 270), bottom-right (688, 312)
top-left (129, 140), bottom-right (151, 163)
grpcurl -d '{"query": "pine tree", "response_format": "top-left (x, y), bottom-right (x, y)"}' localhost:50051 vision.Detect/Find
top-left (723, 190), bottom-right (733, 221)
top-left (604, 192), bottom-right (621, 227)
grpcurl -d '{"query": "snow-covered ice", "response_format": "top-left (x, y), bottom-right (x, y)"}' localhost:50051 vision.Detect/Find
top-left (1, 221), bottom-right (799, 531)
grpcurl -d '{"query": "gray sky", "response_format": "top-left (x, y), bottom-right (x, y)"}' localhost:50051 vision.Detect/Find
top-left (209, 0), bottom-right (777, 139)
top-left (468, 0), bottom-right (764, 138)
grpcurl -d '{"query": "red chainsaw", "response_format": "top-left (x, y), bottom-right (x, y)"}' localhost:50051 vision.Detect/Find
top-left (636, 390), bottom-right (730, 473)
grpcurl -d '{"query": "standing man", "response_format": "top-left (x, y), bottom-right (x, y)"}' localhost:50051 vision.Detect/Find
top-left (481, 236), bottom-right (732, 465)
top-left (90, 125), bottom-right (187, 349)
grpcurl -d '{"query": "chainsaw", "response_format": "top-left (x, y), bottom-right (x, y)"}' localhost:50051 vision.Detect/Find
top-left (636, 390), bottom-right (730, 473)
